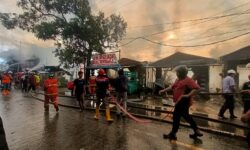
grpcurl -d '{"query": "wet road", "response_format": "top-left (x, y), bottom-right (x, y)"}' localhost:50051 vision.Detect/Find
top-left (0, 91), bottom-right (249, 150)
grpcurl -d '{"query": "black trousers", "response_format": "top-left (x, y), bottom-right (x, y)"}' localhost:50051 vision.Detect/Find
top-left (0, 117), bottom-right (8, 150)
top-left (243, 100), bottom-right (250, 113)
top-left (171, 98), bottom-right (198, 134)
top-left (28, 84), bottom-right (36, 92)
top-left (219, 94), bottom-right (235, 116)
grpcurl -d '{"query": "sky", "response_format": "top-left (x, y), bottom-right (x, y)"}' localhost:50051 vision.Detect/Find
top-left (0, 0), bottom-right (250, 65)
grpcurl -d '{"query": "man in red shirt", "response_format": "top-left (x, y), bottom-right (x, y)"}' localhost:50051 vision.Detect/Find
top-left (44, 73), bottom-right (59, 112)
top-left (159, 65), bottom-right (203, 140)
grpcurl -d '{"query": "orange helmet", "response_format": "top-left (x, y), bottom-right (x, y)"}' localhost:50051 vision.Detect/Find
top-left (98, 69), bottom-right (105, 75)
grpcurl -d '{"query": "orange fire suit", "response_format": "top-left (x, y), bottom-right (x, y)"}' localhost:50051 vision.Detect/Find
top-left (44, 78), bottom-right (59, 111)
top-left (88, 75), bottom-right (96, 95)
top-left (2, 74), bottom-right (11, 95)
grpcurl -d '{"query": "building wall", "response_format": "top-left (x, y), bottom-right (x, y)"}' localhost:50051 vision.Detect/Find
top-left (209, 65), bottom-right (223, 92)
top-left (237, 66), bottom-right (250, 88)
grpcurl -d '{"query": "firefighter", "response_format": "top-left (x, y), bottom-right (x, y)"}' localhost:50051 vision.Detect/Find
top-left (88, 71), bottom-right (96, 99)
top-left (1, 72), bottom-right (11, 96)
top-left (44, 73), bottom-right (59, 112)
top-left (94, 69), bottom-right (113, 122)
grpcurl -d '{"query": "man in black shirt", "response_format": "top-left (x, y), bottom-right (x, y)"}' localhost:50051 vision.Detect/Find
top-left (241, 75), bottom-right (250, 113)
top-left (241, 74), bottom-right (250, 147)
top-left (74, 71), bottom-right (86, 111)
top-left (115, 69), bottom-right (128, 116)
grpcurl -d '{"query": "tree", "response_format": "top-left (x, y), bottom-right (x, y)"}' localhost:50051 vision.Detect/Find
top-left (0, 0), bottom-right (127, 71)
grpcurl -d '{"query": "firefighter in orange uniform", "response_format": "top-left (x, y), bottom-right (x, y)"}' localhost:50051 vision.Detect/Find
top-left (88, 71), bottom-right (96, 99)
top-left (1, 72), bottom-right (11, 96)
top-left (44, 73), bottom-right (59, 112)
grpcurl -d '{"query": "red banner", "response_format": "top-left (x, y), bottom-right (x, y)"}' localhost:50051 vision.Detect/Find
top-left (91, 54), bottom-right (118, 66)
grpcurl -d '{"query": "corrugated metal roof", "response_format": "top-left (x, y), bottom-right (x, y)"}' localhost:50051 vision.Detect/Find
top-left (118, 58), bottom-right (142, 67)
top-left (151, 52), bottom-right (217, 68)
top-left (221, 46), bottom-right (250, 61)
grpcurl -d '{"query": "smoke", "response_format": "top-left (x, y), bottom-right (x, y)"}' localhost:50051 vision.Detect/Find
top-left (117, 0), bottom-right (250, 61)
top-left (0, 16), bottom-right (58, 66)
top-left (1, 0), bottom-right (249, 64)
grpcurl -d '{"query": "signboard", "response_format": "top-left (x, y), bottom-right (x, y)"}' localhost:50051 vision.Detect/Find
top-left (91, 53), bottom-right (119, 68)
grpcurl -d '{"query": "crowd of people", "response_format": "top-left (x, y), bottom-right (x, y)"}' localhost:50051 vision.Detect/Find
top-left (71, 68), bottom-right (128, 122)
top-left (1, 66), bottom-right (250, 146)
top-left (0, 70), bottom-right (41, 96)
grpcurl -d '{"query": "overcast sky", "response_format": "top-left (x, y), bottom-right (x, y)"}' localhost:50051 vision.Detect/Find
top-left (0, 0), bottom-right (250, 64)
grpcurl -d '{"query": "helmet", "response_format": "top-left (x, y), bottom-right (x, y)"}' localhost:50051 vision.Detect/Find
top-left (227, 69), bottom-right (236, 74)
top-left (98, 69), bottom-right (105, 76)
top-left (48, 73), bottom-right (54, 77)
top-left (8, 71), bottom-right (12, 74)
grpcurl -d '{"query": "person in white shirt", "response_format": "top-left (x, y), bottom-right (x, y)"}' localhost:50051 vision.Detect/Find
top-left (218, 69), bottom-right (237, 119)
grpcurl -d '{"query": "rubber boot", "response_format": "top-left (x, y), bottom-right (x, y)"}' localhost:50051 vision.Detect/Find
top-left (105, 107), bottom-right (113, 122)
top-left (94, 108), bottom-right (100, 120)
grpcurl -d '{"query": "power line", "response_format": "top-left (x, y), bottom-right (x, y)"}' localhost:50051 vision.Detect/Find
top-left (128, 1), bottom-right (250, 29)
top-left (170, 18), bottom-right (250, 42)
top-left (138, 31), bottom-right (250, 48)
top-left (143, 10), bottom-right (250, 37)
top-left (122, 10), bottom-right (250, 46)
top-left (124, 9), bottom-right (250, 40)
top-left (124, 1), bottom-right (250, 39)
top-left (121, 27), bottom-right (250, 47)
top-left (120, 37), bottom-right (140, 46)
top-left (172, 5), bottom-right (250, 42)
top-left (177, 28), bottom-right (250, 43)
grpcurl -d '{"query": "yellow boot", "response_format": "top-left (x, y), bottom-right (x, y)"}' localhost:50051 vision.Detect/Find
top-left (105, 107), bottom-right (113, 122)
top-left (94, 108), bottom-right (100, 120)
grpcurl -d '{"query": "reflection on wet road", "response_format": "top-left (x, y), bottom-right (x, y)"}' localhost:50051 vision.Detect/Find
top-left (0, 91), bottom-right (249, 150)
